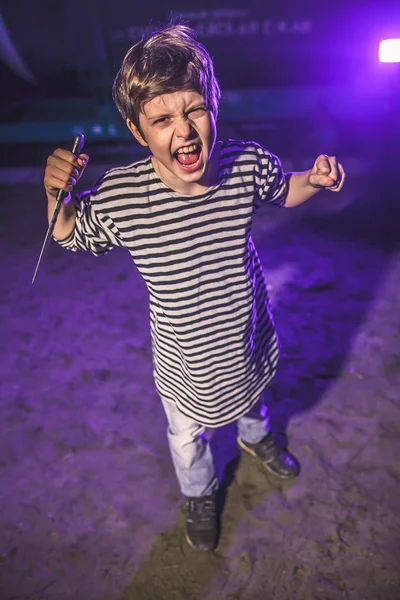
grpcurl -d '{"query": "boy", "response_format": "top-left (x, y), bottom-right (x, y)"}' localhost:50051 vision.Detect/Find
top-left (43, 24), bottom-right (345, 552)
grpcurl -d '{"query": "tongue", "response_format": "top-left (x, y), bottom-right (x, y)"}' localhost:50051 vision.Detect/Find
top-left (176, 148), bottom-right (200, 166)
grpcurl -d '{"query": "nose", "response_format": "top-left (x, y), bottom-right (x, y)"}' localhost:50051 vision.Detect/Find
top-left (175, 116), bottom-right (192, 138)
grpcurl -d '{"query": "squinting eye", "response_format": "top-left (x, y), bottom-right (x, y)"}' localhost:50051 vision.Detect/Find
top-left (189, 108), bottom-right (207, 117)
top-left (154, 117), bottom-right (169, 125)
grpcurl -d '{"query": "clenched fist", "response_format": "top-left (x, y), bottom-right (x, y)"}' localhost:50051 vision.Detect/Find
top-left (308, 154), bottom-right (346, 192)
top-left (44, 148), bottom-right (89, 198)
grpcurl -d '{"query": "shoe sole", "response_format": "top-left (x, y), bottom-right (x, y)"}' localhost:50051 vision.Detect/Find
top-left (237, 436), bottom-right (297, 480)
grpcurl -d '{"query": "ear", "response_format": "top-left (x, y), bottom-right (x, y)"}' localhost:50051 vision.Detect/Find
top-left (126, 119), bottom-right (148, 146)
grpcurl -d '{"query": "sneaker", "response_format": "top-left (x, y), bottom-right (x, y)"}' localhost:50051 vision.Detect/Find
top-left (184, 493), bottom-right (218, 552)
top-left (237, 433), bottom-right (300, 480)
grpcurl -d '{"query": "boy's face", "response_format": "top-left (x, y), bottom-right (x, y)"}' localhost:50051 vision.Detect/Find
top-left (127, 90), bottom-right (218, 195)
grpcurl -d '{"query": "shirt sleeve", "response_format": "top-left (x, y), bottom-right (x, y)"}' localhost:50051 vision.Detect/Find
top-left (55, 187), bottom-right (120, 256)
top-left (253, 144), bottom-right (288, 212)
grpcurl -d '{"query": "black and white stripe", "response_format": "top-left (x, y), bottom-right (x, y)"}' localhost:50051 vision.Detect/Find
top-left (58, 140), bottom-right (287, 426)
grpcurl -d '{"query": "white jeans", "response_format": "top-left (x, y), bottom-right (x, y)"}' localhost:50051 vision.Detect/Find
top-left (161, 389), bottom-right (271, 498)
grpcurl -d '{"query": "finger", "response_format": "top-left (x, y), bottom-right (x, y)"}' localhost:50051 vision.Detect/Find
top-left (47, 155), bottom-right (80, 180)
top-left (77, 153), bottom-right (89, 173)
top-left (309, 173), bottom-right (336, 188)
top-left (77, 153), bottom-right (89, 165)
top-left (45, 162), bottom-right (78, 190)
top-left (52, 148), bottom-right (83, 167)
top-left (326, 156), bottom-right (338, 184)
top-left (328, 164), bottom-right (346, 192)
top-left (315, 154), bottom-right (331, 174)
top-left (45, 167), bottom-right (76, 190)
top-left (44, 176), bottom-right (74, 195)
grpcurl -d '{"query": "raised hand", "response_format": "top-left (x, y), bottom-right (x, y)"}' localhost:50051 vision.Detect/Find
top-left (44, 148), bottom-right (89, 198)
top-left (308, 154), bottom-right (345, 192)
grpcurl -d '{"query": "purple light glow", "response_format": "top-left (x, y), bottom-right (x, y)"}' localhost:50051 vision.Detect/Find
top-left (379, 38), bottom-right (400, 63)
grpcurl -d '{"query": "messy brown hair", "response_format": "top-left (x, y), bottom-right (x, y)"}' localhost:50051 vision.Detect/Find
top-left (112, 24), bottom-right (221, 131)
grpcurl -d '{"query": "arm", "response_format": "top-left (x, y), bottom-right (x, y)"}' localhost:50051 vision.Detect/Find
top-left (44, 148), bottom-right (89, 240)
top-left (284, 154), bottom-right (346, 208)
top-left (45, 149), bottom-right (118, 256)
top-left (46, 190), bottom-right (76, 240)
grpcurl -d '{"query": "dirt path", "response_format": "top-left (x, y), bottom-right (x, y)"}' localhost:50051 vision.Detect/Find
top-left (0, 161), bottom-right (399, 600)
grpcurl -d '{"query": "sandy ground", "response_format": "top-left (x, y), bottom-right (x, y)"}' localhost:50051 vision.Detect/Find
top-left (0, 152), bottom-right (400, 600)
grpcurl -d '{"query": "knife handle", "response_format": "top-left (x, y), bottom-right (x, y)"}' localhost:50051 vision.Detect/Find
top-left (54, 134), bottom-right (85, 215)
top-left (71, 133), bottom-right (85, 157)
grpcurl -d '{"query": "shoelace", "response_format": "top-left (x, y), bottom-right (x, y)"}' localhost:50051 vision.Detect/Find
top-left (257, 436), bottom-right (280, 459)
top-left (188, 497), bottom-right (216, 518)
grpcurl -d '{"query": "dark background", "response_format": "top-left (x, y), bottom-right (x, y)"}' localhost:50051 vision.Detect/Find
top-left (1, 0), bottom-right (399, 166)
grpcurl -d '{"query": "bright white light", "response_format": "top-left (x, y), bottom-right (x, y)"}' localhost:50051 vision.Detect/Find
top-left (379, 38), bottom-right (400, 63)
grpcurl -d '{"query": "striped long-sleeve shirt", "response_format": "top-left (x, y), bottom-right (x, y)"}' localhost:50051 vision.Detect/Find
top-left (58, 139), bottom-right (287, 426)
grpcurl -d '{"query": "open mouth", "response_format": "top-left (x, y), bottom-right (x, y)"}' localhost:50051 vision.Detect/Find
top-left (174, 144), bottom-right (203, 172)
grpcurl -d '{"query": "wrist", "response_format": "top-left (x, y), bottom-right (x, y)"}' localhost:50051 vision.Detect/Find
top-left (46, 190), bottom-right (71, 204)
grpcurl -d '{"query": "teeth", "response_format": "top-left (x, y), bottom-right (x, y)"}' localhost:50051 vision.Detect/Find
top-left (176, 144), bottom-right (198, 154)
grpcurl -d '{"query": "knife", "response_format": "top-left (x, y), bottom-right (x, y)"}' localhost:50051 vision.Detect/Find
top-left (32, 133), bottom-right (84, 283)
